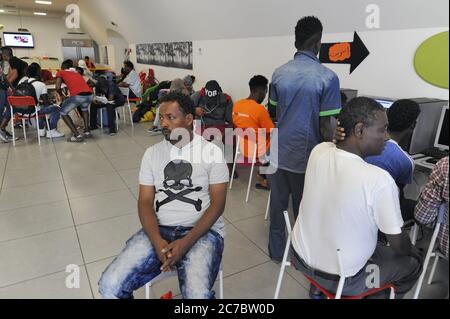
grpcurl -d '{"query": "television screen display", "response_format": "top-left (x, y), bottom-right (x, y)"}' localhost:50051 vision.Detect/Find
top-left (3, 32), bottom-right (35, 48)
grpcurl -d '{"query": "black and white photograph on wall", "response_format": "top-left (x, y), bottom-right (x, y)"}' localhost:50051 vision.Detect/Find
top-left (136, 41), bottom-right (193, 70)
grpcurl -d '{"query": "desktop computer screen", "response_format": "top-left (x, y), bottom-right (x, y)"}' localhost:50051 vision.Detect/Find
top-left (434, 105), bottom-right (449, 150)
top-left (375, 99), bottom-right (394, 109)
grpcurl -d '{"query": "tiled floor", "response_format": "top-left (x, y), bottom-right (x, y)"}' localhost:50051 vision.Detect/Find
top-left (0, 119), bottom-right (447, 299)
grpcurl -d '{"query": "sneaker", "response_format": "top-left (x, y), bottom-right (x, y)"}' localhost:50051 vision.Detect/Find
top-left (38, 128), bottom-right (46, 137)
top-left (46, 129), bottom-right (65, 139)
top-left (0, 130), bottom-right (9, 143)
top-left (109, 131), bottom-right (117, 136)
top-left (83, 132), bottom-right (93, 139)
top-left (67, 135), bottom-right (84, 143)
top-left (148, 127), bottom-right (162, 136)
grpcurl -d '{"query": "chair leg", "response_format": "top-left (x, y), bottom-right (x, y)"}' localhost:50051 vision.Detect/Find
top-left (246, 146), bottom-right (257, 203)
top-left (413, 223), bottom-right (441, 299)
top-left (265, 191), bottom-right (271, 221)
top-left (229, 136), bottom-right (240, 190)
top-left (128, 105), bottom-right (134, 127)
top-left (35, 113), bottom-right (41, 145)
top-left (45, 116), bottom-right (52, 141)
top-left (116, 109), bottom-right (119, 132)
top-left (274, 235), bottom-right (291, 299)
top-left (427, 254), bottom-right (440, 285)
top-left (145, 282), bottom-right (151, 299)
top-left (410, 223), bottom-right (419, 245)
top-left (389, 287), bottom-right (395, 299)
top-left (22, 119), bottom-right (27, 143)
top-left (10, 108), bottom-right (16, 147)
top-left (219, 269), bottom-right (224, 299)
top-left (100, 109), bottom-right (103, 129)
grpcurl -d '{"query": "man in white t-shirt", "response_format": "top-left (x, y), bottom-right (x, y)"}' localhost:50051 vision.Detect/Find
top-left (0, 63), bottom-right (64, 143)
top-left (118, 61), bottom-right (142, 98)
top-left (290, 97), bottom-right (422, 299)
top-left (99, 92), bottom-right (229, 299)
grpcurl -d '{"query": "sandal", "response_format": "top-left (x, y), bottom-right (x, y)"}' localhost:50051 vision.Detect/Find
top-left (67, 135), bottom-right (84, 143)
top-left (255, 183), bottom-right (270, 191)
top-left (83, 132), bottom-right (93, 139)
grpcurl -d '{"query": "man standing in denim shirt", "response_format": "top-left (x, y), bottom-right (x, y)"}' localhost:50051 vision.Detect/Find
top-left (99, 92), bottom-right (229, 299)
top-left (268, 16), bottom-right (341, 262)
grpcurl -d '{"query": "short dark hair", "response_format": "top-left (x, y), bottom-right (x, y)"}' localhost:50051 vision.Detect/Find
top-left (387, 99), bottom-right (421, 132)
top-left (124, 61), bottom-right (134, 70)
top-left (249, 75), bottom-right (268, 91)
top-left (75, 67), bottom-right (84, 75)
top-left (159, 91), bottom-right (195, 116)
top-left (27, 63), bottom-right (41, 78)
top-left (295, 16), bottom-right (323, 49)
top-left (61, 59), bottom-right (73, 69)
top-left (1, 46), bottom-right (13, 57)
top-left (339, 97), bottom-right (385, 135)
top-left (84, 56), bottom-right (90, 60)
top-left (340, 92), bottom-right (348, 106)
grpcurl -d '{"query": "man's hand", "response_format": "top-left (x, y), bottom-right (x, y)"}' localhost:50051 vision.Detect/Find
top-left (332, 120), bottom-right (346, 144)
top-left (195, 107), bottom-right (205, 117)
top-left (160, 238), bottom-right (192, 272)
top-left (153, 237), bottom-right (171, 268)
top-left (6, 87), bottom-right (13, 95)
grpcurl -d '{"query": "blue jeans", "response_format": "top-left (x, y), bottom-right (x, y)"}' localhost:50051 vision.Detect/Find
top-left (38, 105), bottom-right (61, 130)
top-left (98, 226), bottom-right (224, 299)
top-left (2, 104), bottom-right (60, 130)
top-left (60, 94), bottom-right (93, 116)
top-left (0, 89), bottom-right (6, 122)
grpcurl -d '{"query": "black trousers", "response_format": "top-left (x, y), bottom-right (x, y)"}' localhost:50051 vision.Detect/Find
top-left (268, 168), bottom-right (305, 261)
top-left (90, 102), bottom-right (119, 133)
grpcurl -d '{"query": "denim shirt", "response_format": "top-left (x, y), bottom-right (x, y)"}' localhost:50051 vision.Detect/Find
top-left (270, 51), bottom-right (341, 173)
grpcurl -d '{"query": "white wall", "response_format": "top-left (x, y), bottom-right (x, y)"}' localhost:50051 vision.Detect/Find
top-left (0, 15), bottom-right (90, 61)
top-left (107, 33), bottom-right (129, 73)
top-left (131, 27), bottom-right (448, 102)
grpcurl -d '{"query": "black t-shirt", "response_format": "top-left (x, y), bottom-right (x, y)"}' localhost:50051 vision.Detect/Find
top-left (9, 57), bottom-right (28, 88)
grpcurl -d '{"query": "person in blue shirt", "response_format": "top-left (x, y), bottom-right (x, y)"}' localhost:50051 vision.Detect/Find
top-left (365, 99), bottom-right (421, 221)
top-left (268, 16), bottom-right (342, 262)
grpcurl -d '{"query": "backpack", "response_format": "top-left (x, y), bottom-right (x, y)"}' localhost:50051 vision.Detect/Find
top-left (13, 79), bottom-right (38, 114)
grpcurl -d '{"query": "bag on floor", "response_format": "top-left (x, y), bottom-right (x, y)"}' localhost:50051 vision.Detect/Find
top-left (132, 103), bottom-right (151, 123)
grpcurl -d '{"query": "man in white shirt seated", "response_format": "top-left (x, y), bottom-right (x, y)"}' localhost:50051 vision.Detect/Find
top-left (99, 92), bottom-right (229, 299)
top-left (118, 61), bottom-right (142, 99)
top-left (290, 97), bottom-right (423, 299)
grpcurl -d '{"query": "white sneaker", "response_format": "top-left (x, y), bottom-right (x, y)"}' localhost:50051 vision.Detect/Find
top-left (46, 129), bottom-right (65, 139)
top-left (38, 128), bottom-right (46, 137)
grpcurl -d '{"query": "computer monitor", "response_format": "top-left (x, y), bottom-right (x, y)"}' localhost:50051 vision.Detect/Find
top-left (375, 99), bottom-right (394, 109)
top-left (434, 105), bottom-right (449, 150)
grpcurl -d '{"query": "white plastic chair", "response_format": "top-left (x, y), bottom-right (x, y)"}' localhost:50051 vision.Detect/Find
top-left (118, 87), bottom-right (136, 128)
top-left (413, 203), bottom-right (448, 299)
top-left (274, 211), bottom-right (395, 299)
top-left (145, 264), bottom-right (224, 299)
top-left (229, 135), bottom-right (261, 203)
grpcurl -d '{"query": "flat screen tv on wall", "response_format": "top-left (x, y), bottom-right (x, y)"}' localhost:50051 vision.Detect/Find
top-left (3, 32), bottom-right (35, 48)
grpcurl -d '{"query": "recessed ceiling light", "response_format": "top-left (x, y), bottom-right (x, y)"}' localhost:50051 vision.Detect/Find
top-left (35, 1), bottom-right (52, 4)
top-left (34, 12), bottom-right (47, 15)
top-left (0, 9), bottom-right (5, 12)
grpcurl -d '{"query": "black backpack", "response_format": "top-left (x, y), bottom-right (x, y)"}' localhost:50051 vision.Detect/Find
top-left (13, 79), bottom-right (38, 114)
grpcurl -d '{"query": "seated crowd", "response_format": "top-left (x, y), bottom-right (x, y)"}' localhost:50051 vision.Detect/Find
top-left (0, 15), bottom-right (448, 301)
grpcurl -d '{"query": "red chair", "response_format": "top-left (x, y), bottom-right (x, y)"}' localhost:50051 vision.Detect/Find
top-left (7, 96), bottom-right (51, 147)
top-left (274, 211), bottom-right (396, 299)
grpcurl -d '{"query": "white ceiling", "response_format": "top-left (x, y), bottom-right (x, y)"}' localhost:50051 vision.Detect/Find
top-left (78, 0), bottom-right (449, 44)
top-left (0, 0), bottom-right (77, 17)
